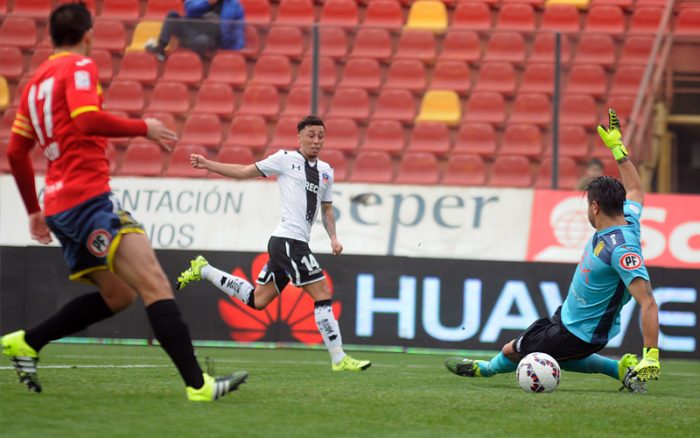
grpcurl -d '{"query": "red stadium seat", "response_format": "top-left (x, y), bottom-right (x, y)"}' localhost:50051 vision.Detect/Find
top-left (0, 110), bottom-right (16, 141)
top-left (489, 155), bottom-right (533, 188)
top-left (474, 62), bottom-right (516, 96)
top-left (338, 58), bottom-right (381, 91)
top-left (547, 125), bottom-right (591, 160)
top-left (324, 118), bottom-right (359, 153)
top-left (573, 35), bottom-right (616, 67)
top-left (484, 32), bottom-right (525, 63)
top-left (146, 81), bottom-right (190, 115)
top-left (320, 0), bottom-right (359, 28)
top-left (239, 0), bottom-right (270, 25)
top-left (276, 0), bottom-right (314, 26)
top-left (430, 60), bottom-right (471, 96)
top-left (463, 92), bottom-right (506, 125)
top-left (384, 60), bottom-right (427, 94)
top-left (0, 17), bottom-right (37, 49)
top-left (100, 0), bottom-right (140, 22)
top-left (119, 141), bottom-right (163, 176)
top-left (105, 80), bottom-right (144, 114)
top-left (610, 66), bottom-right (645, 96)
top-left (349, 28), bottom-right (392, 62)
top-left (216, 146), bottom-right (256, 165)
top-left (629, 7), bottom-right (663, 34)
top-left (90, 49), bottom-right (114, 84)
top-left (604, 95), bottom-right (635, 128)
top-left (510, 93), bottom-right (552, 126)
top-left (29, 49), bottom-right (53, 74)
top-left (162, 51), bottom-right (203, 85)
top-left (319, 27), bottom-right (349, 60)
top-left (361, 120), bottom-right (405, 155)
top-left (263, 26), bottom-right (305, 59)
top-left (12, 0), bottom-right (50, 20)
top-left (92, 19), bottom-right (126, 52)
top-left (442, 154), bottom-right (486, 186)
top-left (395, 153), bottom-right (439, 185)
top-left (676, 8), bottom-right (700, 36)
top-left (321, 150), bottom-right (348, 181)
top-left (536, 157), bottom-right (579, 189)
top-left (394, 31), bottom-right (437, 64)
top-left (180, 114), bottom-right (223, 148)
top-left (56, 0), bottom-right (96, 14)
top-left (619, 36), bottom-right (654, 65)
top-left (281, 86), bottom-right (325, 118)
top-left (144, 0), bottom-right (183, 20)
top-left (496, 4), bottom-right (536, 31)
top-left (295, 57), bottom-right (337, 90)
top-left (407, 122), bottom-right (450, 155)
top-left (560, 94), bottom-right (597, 126)
top-left (349, 151), bottom-right (393, 183)
top-left (453, 123), bottom-right (496, 157)
top-left (165, 145), bottom-right (208, 177)
top-left (116, 51), bottom-right (159, 84)
top-left (521, 64), bottom-right (555, 95)
top-left (585, 6), bottom-right (625, 35)
top-left (540, 5), bottom-right (580, 33)
top-left (363, 0), bottom-right (403, 29)
top-left (372, 89), bottom-right (416, 123)
top-left (0, 47), bottom-right (23, 80)
top-left (438, 30), bottom-right (481, 63)
top-left (530, 33), bottom-right (571, 64)
top-left (326, 88), bottom-right (370, 121)
top-left (237, 85), bottom-right (280, 118)
top-left (10, 79), bottom-right (29, 109)
top-left (590, 0), bottom-right (632, 7)
top-left (270, 116), bottom-right (300, 148)
top-left (241, 26), bottom-right (261, 58)
top-left (206, 51), bottom-right (247, 87)
top-left (501, 124), bottom-right (543, 157)
top-left (566, 64), bottom-right (607, 98)
top-left (224, 115), bottom-right (268, 152)
top-left (192, 83), bottom-right (236, 117)
top-left (452, 3), bottom-right (491, 30)
top-left (250, 55), bottom-right (293, 88)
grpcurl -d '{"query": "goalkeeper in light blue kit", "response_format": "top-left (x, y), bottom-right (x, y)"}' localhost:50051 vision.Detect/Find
top-left (446, 109), bottom-right (661, 392)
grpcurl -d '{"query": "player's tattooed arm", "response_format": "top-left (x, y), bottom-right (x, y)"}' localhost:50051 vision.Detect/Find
top-left (322, 202), bottom-right (343, 255)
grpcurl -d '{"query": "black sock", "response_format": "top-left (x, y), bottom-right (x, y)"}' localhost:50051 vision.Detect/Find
top-left (24, 291), bottom-right (114, 352)
top-left (146, 299), bottom-right (204, 389)
top-left (246, 292), bottom-right (255, 309)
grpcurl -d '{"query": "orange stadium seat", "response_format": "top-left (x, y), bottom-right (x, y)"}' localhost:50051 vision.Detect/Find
top-left (146, 81), bottom-right (190, 115)
top-left (192, 83), bottom-right (236, 117)
top-left (0, 17), bottom-right (37, 49)
top-left (12, 0), bottom-right (51, 20)
top-left (373, 89), bottom-right (416, 123)
top-left (92, 19), bottom-right (126, 52)
top-left (27, 48), bottom-right (53, 76)
top-left (484, 32), bottom-right (525, 63)
top-left (407, 122), bottom-right (450, 155)
top-left (442, 154), bottom-right (486, 186)
top-left (453, 123), bottom-right (496, 157)
top-left (452, 3), bottom-right (491, 30)
top-left (144, 0), bottom-right (184, 20)
top-left (320, 0), bottom-right (359, 28)
top-left (100, 0), bottom-right (140, 22)
top-left (237, 85), bottom-right (281, 118)
top-left (327, 88), bottom-right (370, 121)
top-left (415, 90), bottom-right (461, 125)
top-left (216, 146), bottom-right (256, 166)
top-left (560, 94), bottom-right (597, 126)
top-left (349, 28), bottom-right (392, 61)
top-left (438, 30), bottom-right (481, 63)
top-left (536, 157), bottom-right (579, 190)
top-left (91, 49), bottom-right (114, 84)
top-left (510, 93), bottom-right (552, 126)
top-left (338, 58), bottom-right (381, 91)
top-left (501, 124), bottom-right (543, 157)
top-left (629, 7), bottom-right (663, 34)
top-left (530, 33), bottom-right (571, 64)
top-left (0, 76), bottom-right (8, 110)
top-left (676, 8), bottom-right (700, 36)
top-left (165, 145), bottom-right (208, 177)
top-left (321, 150), bottom-right (348, 181)
top-left (349, 151), bottom-right (393, 183)
top-left (180, 114), bottom-right (223, 148)
top-left (105, 80), bottom-right (144, 114)
top-left (320, 27), bottom-right (349, 60)
top-left (394, 31), bottom-right (437, 64)
top-left (474, 62), bottom-right (516, 96)
top-left (521, 64), bottom-right (555, 95)
top-left (363, 0), bottom-right (403, 29)
top-left (619, 36), bottom-right (654, 65)
top-left (431, 60), bottom-right (471, 96)
top-left (206, 51), bottom-right (247, 87)
top-left (324, 118), bottom-right (360, 153)
top-left (548, 125), bottom-right (591, 160)
top-left (0, 47), bottom-right (23, 80)
top-left (270, 116), bottom-right (300, 148)
top-left (463, 92), bottom-right (506, 125)
top-left (162, 51), bottom-right (203, 85)
top-left (119, 141), bottom-right (163, 176)
top-left (361, 120), bottom-right (405, 155)
top-left (224, 115), bottom-right (268, 152)
top-left (496, 4), bottom-right (536, 31)
top-left (116, 51), bottom-right (159, 84)
top-left (239, 0), bottom-right (271, 25)
top-left (395, 153), bottom-right (440, 185)
top-left (585, 6), bottom-right (625, 35)
top-left (405, 0), bottom-right (448, 33)
top-left (573, 35), bottom-right (616, 67)
top-left (566, 64), bottom-right (607, 98)
top-left (540, 5), bottom-right (580, 33)
top-left (263, 26), bottom-right (305, 59)
top-left (489, 155), bottom-right (532, 188)
top-left (384, 60), bottom-right (427, 94)
top-left (251, 55), bottom-right (293, 88)
top-left (295, 57), bottom-right (337, 90)
top-left (126, 20), bottom-right (163, 52)
top-left (610, 66), bottom-right (644, 95)
top-left (276, 0), bottom-right (314, 26)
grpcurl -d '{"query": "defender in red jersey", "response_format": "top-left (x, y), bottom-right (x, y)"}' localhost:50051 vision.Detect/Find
top-left (2, 2), bottom-right (248, 401)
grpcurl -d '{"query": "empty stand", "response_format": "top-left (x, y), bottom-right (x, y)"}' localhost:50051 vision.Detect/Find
top-left (320, 27), bottom-right (349, 60)
top-left (144, 0), bottom-right (184, 20)
top-left (510, 93), bottom-right (552, 126)
top-left (165, 145), bottom-right (208, 177)
top-left (119, 141), bottom-right (163, 176)
top-left (394, 31), bottom-right (437, 64)
top-left (384, 60), bottom-right (428, 94)
top-left (474, 62), bottom-right (516, 96)
top-left (320, 0), bottom-right (359, 28)
top-left (216, 146), bottom-right (256, 166)
top-left (12, 0), bottom-right (51, 19)
top-left (362, 120), bottom-right (405, 155)
top-left (560, 94), bottom-right (598, 126)
top-left (521, 64), bottom-right (555, 95)
top-left (251, 55), bottom-right (293, 88)
top-left (530, 33), bottom-right (571, 64)
top-left (463, 92), bottom-right (506, 125)
top-left (241, 26), bottom-right (261, 58)
top-left (100, 0), bottom-right (141, 23)
top-left (276, 0), bottom-right (314, 26)
top-left (610, 66), bottom-right (645, 95)
top-left (326, 88), bottom-right (370, 121)
top-left (0, 17), bottom-right (37, 49)
top-left (239, 0), bottom-right (271, 25)
top-left (363, 0), bottom-right (403, 29)
top-left (0, 47), bottom-right (23, 80)
top-left (162, 51), bottom-right (203, 84)
top-left (484, 32), bottom-right (526, 63)
top-left (540, 5), bottom-right (580, 33)
top-left (452, 3), bottom-right (491, 30)
top-left (179, 114), bottom-right (223, 148)
top-left (105, 81), bottom-right (144, 114)
top-left (584, 6), bottom-right (625, 35)
top-left (206, 51), bottom-right (247, 87)
top-left (146, 82), bottom-right (190, 115)
top-left (496, 4), bottom-right (536, 31)
top-left (224, 115), bottom-right (268, 152)
top-left (566, 64), bottom-right (608, 98)
top-left (548, 125), bottom-right (591, 160)
top-left (395, 153), bottom-right (440, 185)
top-left (282, 86), bottom-right (325, 117)
top-left (91, 49), bottom-right (115, 84)
top-left (0, 109), bottom-right (16, 141)
top-left (405, 0), bottom-right (448, 33)
top-left (349, 151), bottom-right (393, 183)
top-left (116, 51), bottom-right (158, 84)
top-left (92, 19), bottom-right (126, 52)
top-left (415, 90), bottom-right (461, 125)
top-left (263, 26), bottom-right (305, 59)
top-left (27, 48), bottom-right (52, 76)
top-left (350, 28), bottom-right (392, 61)
top-left (407, 122), bottom-right (450, 155)
top-left (237, 85), bottom-right (281, 118)
top-left (489, 155), bottom-right (533, 188)
top-left (453, 122), bottom-right (497, 157)
top-left (536, 157), bottom-right (579, 189)
top-left (629, 7), bottom-right (663, 34)
top-left (573, 34), bottom-right (616, 66)
top-left (324, 118), bottom-right (359, 153)
top-left (296, 57), bottom-right (337, 90)
top-left (373, 89), bottom-right (417, 123)
top-left (442, 154), bottom-right (486, 186)
top-left (126, 21), bottom-right (163, 52)
top-left (676, 8), bottom-right (700, 36)
top-left (619, 36), bottom-right (654, 65)
top-left (321, 150), bottom-right (348, 181)
top-left (501, 124), bottom-right (543, 157)
top-left (338, 58), bottom-right (382, 91)
top-left (270, 116), bottom-right (300, 148)
top-left (438, 30), bottom-right (481, 63)
top-left (431, 60), bottom-right (471, 96)
top-left (192, 83), bottom-right (236, 116)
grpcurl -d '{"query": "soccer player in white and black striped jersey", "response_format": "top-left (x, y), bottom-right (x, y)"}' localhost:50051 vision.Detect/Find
top-left (177, 115), bottom-right (371, 371)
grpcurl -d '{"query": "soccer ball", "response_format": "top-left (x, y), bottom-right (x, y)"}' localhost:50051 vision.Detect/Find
top-left (516, 352), bottom-right (561, 393)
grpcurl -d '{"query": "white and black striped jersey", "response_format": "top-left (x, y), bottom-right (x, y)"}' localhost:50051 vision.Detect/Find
top-left (255, 150), bottom-right (334, 243)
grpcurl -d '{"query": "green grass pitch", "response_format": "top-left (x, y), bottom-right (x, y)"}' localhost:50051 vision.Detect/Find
top-left (1, 344), bottom-right (698, 437)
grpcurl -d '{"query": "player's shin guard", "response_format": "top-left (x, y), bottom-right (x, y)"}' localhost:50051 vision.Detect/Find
top-left (483, 353), bottom-right (518, 376)
top-left (201, 265), bottom-right (255, 308)
top-left (314, 299), bottom-right (345, 364)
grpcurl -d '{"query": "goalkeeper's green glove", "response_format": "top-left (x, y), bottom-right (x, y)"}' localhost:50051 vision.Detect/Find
top-left (597, 108), bottom-right (629, 161)
top-left (631, 347), bottom-right (660, 381)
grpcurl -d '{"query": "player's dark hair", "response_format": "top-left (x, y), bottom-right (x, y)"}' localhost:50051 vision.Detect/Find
top-left (50, 2), bottom-right (93, 47)
top-left (586, 176), bottom-right (626, 216)
top-left (297, 115), bottom-right (325, 133)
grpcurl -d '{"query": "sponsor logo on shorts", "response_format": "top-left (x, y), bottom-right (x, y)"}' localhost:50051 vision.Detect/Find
top-left (619, 252), bottom-right (642, 270)
top-left (87, 229), bottom-right (111, 257)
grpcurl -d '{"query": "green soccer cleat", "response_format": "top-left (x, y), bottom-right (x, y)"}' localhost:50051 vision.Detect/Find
top-left (186, 371), bottom-right (248, 402)
top-left (176, 255), bottom-right (209, 290)
top-left (332, 355), bottom-right (371, 371)
top-left (444, 358), bottom-right (485, 377)
top-left (618, 353), bottom-right (646, 394)
top-left (1, 330), bottom-right (42, 393)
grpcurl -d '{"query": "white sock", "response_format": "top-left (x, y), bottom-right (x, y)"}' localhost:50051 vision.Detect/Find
top-left (314, 299), bottom-right (346, 364)
top-left (200, 264), bottom-right (254, 307)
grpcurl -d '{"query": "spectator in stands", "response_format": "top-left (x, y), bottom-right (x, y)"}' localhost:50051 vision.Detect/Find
top-left (577, 158), bottom-right (604, 190)
top-left (146, 0), bottom-right (245, 61)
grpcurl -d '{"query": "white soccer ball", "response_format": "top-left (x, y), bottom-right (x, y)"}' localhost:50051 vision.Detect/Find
top-left (516, 352), bottom-right (561, 393)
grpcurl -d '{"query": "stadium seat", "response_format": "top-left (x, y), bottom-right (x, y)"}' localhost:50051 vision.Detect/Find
top-left (262, 26), bottom-right (305, 59)
top-left (269, 116), bottom-right (300, 148)
top-left (216, 146), bottom-right (256, 166)
top-left (452, 3), bottom-right (491, 30)
top-left (676, 8), bottom-right (700, 36)
top-left (395, 153), bottom-right (440, 185)
top-left (453, 123), bottom-right (496, 157)
top-left (349, 151), bottom-right (393, 183)
top-left (282, 86), bottom-right (328, 117)
top-left (463, 92), bottom-right (506, 125)
top-left (295, 57), bottom-right (337, 90)
top-left (250, 55), bottom-right (293, 88)
top-left (239, 0), bottom-right (271, 25)
top-left (116, 51), bottom-right (159, 84)
top-left (496, 4), bottom-right (536, 31)
top-left (0, 77), bottom-right (8, 110)
top-left (484, 32), bottom-right (526, 63)
top-left (573, 35), bottom-right (616, 66)
top-left (146, 81), bottom-right (190, 115)
top-left (0, 140), bottom-right (10, 173)
top-left (535, 157), bottom-right (578, 189)
top-left (320, 0), bottom-right (359, 28)
top-left (501, 124), bottom-right (543, 157)
top-left (474, 62), bottom-right (516, 96)
top-left (430, 61), bottom-right (471, 96)
top-left (12, 0), bottom-right (51, 20)
top-left (338, 58), bottom-right (381, 91)
top-left (530, 33), bottom-right (571, 64)
top-left (629, 7), bottom-right (663, 34)
top-left (560, 94), bottom-right (597, 126)
top-left (384, 60), bottom-right (427, 94)
top-left (324, 118), bottom-right (359, 153)
top-left (326, 88), bottom-right (370, 121)
top-left (144, 0), bottom-right (184, 20)
top-left (0, 109), bottom-right (16, 141)
top-left (415, 90), bottom-right (461, 125)
top-left (119, 140), bottom-right (164, 176)
top-left (438, 30), bottom-right (481, 63)
top-left (373, 89), bottom-right (417, 123)
top-left (521, 64), bottom-right (555, 95)
top-left (585, 6), bottom-right (625, 35)
top-left (126, 21), bottom-right (163, 52)
top-left (321, 150), bottom-right (348, 181)
top-left (510, 93), bottom-right (552, 127)
top-left (407, 122), bottom-right (450, 155)
top-left (165, 145), bottom-right (208, 177)
top-left (0, 47), bottom-right (23, 80)
top-left (237, 85), bottom-right (281, 118)
top-left (241, 26), bottom-right (261, 58)
top-left (0, 17), bottom-right (37, 49)
top-left (10, 79), bottom-right (28, 109)
top-left (206, 51), bottom-right (247, 87)
top-left (589, 0), bottom-right (632, 7)
top-left (105, 80), bottom-right (144, 114)
top-left (442, 154), bottom-right (486, 186)
top-left (610, 66), bottom-right (644, 96)
top-left (566, 64), bottom-right (607, 98)
top-left (540, 5), bottom-right (580, 33)
top-left (489, 155), bottom-right (533, 188)
top-left (192, 83), bottom-right (236, 117)
top-left (361, 120), bottom-right (405, 155)
top-left (224, 115), bottom-right (268, 152)
top-left (349, 28), bottom-right (392, 61)
top-left (405, 0), bottom-right (448, 33)
top-left (100, 0), bottom-right (141, 23)
top-left (91, 49), bottom-right (114, 84)
top-left (276, 0), bottom-right (314, 26)
top-left (92, 19), bottom-right (126, 52)
top-left (547, 125), bottom-right (590, 160)
top-left (56, 0), bottom-right (96, 14)
top-left (320, 27), bottom-right (349, 60)
top-left (162, 51), bottom-right (203, 85)
top-left (619, 36), bottom-right (654, 65)
top-left (179, 114), bottom-right (223, 148)
top-left (363, 0), bottom-right (403, 29)
top-left (604, 95), bottom-right (635, 128)
top-left (394, 31), bottom-right (437, 64)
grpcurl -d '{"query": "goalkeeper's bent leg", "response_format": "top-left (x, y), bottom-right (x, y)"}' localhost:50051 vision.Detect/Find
top-left (559, 354), bottom-right (618, 379)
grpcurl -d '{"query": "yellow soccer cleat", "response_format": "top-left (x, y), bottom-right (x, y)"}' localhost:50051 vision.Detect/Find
top-left (332, 355), bottom-right (371, 371)
top-left (176, 255), bottom-right (209, 290)
top-left (1, 330), bottom-right (42, 393)
top-left (186, 371), bottom-right (248, 402)
top-left (444, 358), bottom-right (485, 377)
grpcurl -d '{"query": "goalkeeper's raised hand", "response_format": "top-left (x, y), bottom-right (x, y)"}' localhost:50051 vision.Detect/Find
top-left (597, 108), bottom-right (629, 161)
top-left (631, 347), bottom-right (660, 381)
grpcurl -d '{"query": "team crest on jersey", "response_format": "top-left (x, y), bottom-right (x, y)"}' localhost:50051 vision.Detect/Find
top-left (322, 173), bottom-right (329, 183)
top-left (619, 252), bottom-right (642, 270)
top-left (87, 229), bottom-right (111, 258)
top-left (593, 241), bottom-right (605, 256)
top-left (74, 70), bottom-right (91, 90)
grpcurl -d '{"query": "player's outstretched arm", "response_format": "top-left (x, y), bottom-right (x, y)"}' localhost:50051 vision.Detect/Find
top-left (321, 202), bottom-right (343, 255)
top-left (597, 108), bottom-right (644, 205)
top-left (190, 154), bottom-right (263, 179)
top-left (627, 277), bottom-right (660, 381)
